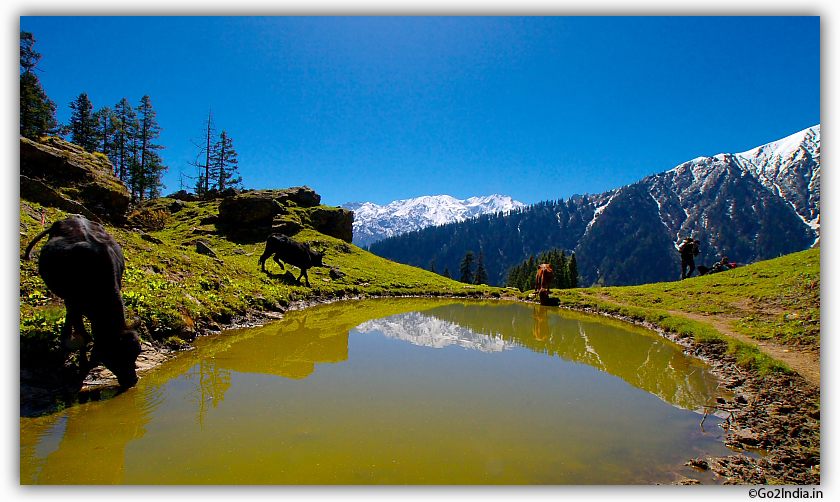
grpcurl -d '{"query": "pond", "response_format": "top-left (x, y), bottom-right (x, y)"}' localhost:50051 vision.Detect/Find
top-left (20, 298), bottom-right (746, 485)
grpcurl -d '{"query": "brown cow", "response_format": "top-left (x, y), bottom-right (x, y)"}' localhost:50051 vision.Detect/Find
top-left (535, 263), bottom-right (553, 305)
top-left (24, 215), bottom-right (142, 388)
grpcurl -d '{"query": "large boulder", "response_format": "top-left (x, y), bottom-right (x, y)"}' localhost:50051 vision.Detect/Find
top-left (276, 186), bottom-right (320, 207)
top-left (20, 137), bottom-right (131, 224)
top-left (20, 175), bottom-right (101, 222)
top-left (217, 187), bottom-right (321, 225)
top-left (218, 191), bottom-right (284, 226)
top-left (216, 187), bottom-right (352, 243)
top-left (307, 207), bottom-right (354, 243)
top-left (166, 190), bottom-right (200, 202)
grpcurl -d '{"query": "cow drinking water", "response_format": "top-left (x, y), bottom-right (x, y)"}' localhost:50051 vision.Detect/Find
top-left (535, 263), bottom-right (554, 306)
top-left (258, 233), bottom-right (326, 287)
top-left (24, 215), bottom-right (142, 388)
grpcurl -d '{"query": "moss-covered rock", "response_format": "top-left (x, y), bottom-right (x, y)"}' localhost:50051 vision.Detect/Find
top-left (216, 187), bottom-right (351, 242)
top-left (305, 206), bottom-right (354, 243)
top-left (20, 136), bottom-right (130, 224)
top-left (218, 190), bottom-right (284, 226)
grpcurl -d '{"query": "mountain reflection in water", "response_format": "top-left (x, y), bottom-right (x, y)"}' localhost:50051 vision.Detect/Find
top-left (353, 302), bottom-right (721, 412)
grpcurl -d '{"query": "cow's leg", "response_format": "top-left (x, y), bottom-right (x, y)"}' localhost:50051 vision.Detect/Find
top-left (59, 307), bottom-right (88, 351)
top-left (298, 268), bottom-right (310, 287)
top-left (59, 311), bottom-right (75, 349)
top-left (273, 256), bottom-right (285, 272)
top-left (62, 308), bottom-right (93, 374)
top-left (259, 250), bottom-right (272, 272)
top-left (72, 315), bottom-right (95, 373)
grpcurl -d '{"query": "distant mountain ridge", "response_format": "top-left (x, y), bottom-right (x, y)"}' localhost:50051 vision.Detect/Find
top-left (368, 125), bottom-right (820, 287)
top-left (342, 194), bottom-right (525, 248)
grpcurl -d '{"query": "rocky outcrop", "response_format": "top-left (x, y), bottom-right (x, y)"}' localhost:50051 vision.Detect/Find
top-left (218, 191), bottom-right (285, 226)
top-left (166, 190), bottom-right (200, 202)
top-left (20, 137), bottom-right (131, 224)
top-left (218, 187), bottom-right (321, 225)
top-left (20, 175), bottom-right (102, 223)
top-left (216, 187), bottom-right (353, 243)
top-left (306, 206), bottom-right (354, 243)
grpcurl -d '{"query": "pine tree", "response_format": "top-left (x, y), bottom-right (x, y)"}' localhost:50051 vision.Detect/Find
top-left (20, 30), bottom-right (40, 73)
top-left (443, 267), bottom-right (451, 279)
top-left (212, 130), bottom-right (242, 191)
top-left (429, 259), bottom-right (436, 274)
top-left (134, 95), bottom-right (167, 201)
top-left (68, 93), bottom-right (97, 152)
top-left (568, 253), bottom-right (579, 288)
top-left (142, 149), bottom-right (167, 199)
top-left (93, 106), bottom-right (119, 169)
top-left (459, 251), bottom-right (475, 284)
top-left (474, 251), bottom-right (488, 285)
top-left (20, 31), bottom-right (57, 139)
top-left (114, 98), bottom-right (138, 183)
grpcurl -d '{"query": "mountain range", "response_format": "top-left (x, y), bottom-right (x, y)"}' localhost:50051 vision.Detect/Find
top-left (366, 125), bottom-right (820, 287)
top-left (342, 194), bottom-right (525, 248)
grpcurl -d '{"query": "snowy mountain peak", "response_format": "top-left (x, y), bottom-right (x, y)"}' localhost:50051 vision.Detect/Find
top-left (342, 194), bottom-right (526, 247)
top-left (737, 124), bottom-right (820, 163)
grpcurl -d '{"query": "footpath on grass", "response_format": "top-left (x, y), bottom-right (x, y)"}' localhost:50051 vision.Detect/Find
top-left (586, 291), bottom-right (820, 387)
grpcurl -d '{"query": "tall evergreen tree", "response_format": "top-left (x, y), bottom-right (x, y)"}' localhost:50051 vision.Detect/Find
top-left (567, 253), bottom-right (579, 288)
top-left (113, 98), bottom-right (138, 183)
top-left (20, 31), bottom-right (57, 139)
top-left (134, 95), bottom-right (167, 201)
top-left (93, 106), bottom-right (119, 168)
top-left (443, 267), bottom-right (451, 279)
top-left (459, 251), bottom-right (475, 284)
top-left (212, 130), bottom-right (242, 191)
top-left (429, 259), bottom-right (436, 274)
top-left (20, 30), bottom-right (40, 73)
top-left (474, 251), bottom-right (488, 285)
top-left (556, 250), bottom-right (569, 289)
top-left (68, 93), bottom-right (97, 151)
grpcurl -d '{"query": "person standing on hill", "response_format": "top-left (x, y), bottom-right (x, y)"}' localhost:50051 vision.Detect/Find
top-left (678, 237), bottom-right (700, 279)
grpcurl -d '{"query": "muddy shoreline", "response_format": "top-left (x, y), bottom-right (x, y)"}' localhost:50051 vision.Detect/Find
top-left (20, 291), bottom-right (820, 485)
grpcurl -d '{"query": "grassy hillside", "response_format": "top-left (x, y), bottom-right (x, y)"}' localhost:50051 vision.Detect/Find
top-left (19, 198), bottom-right (505, 367)
top-left (19, 194), bottom-right (819, 381)
top-left (583, 248), bottom-right (820, 348)
top-left (551, 247), bottom-right (820, 375)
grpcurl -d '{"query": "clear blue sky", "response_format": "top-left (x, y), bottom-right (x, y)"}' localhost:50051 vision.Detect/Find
top-left (18, 15), bottom-right (820, 207)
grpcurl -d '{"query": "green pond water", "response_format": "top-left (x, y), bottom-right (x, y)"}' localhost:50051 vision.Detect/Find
top-left (20, 298), bottom-right (744, 485)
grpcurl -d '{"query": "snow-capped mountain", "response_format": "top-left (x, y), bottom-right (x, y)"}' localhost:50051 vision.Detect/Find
top-left (342, 194), bottom-right (525, 247)
top-left (369, 125), bottom-right (820, 287)
top-left (736, 125), bottom-right (820, 233)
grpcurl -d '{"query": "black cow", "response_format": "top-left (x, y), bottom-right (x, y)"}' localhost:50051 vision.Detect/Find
top-left (258, 234), bottom-right (325, 287)
top-left (24, 215), bottom-right (142, 388)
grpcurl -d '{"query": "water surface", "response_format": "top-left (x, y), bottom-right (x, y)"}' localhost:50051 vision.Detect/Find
top-left (21, 298), bottom-right (740, 484)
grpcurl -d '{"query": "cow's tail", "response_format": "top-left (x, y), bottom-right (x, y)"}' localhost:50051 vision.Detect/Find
top-left (23, 225), bottom-right (52, 261)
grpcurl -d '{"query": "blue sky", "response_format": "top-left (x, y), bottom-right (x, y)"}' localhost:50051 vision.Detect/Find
top-left (18, 15), bottom-right (820, 207)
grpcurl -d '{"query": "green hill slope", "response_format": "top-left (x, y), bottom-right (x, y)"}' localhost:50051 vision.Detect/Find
top-left (20, 197), bottom-right (504, 366)
top-left (553, 247), bottom-right (820, 377)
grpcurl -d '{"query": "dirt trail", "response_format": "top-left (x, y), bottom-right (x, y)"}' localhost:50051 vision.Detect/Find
top-left (587, 293), bottom-right (820, 387)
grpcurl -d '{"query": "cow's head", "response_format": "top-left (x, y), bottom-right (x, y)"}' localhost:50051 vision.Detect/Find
top-left (94, 319), bottom-right (142, 389)
top-left (312, 249), bottom-right (326, 268)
